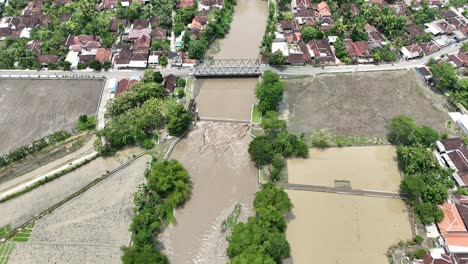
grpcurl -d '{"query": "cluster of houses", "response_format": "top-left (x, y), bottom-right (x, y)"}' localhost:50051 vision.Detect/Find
top-left (269, 0), bottom-right (468, 65)
top-left (0, 0), bottom-right (224, 69)
top-left (401, 9), bottom-right (468, 60)
top-left (109, 73), bottom-right (179, 99)
top-left (417, 138), bottom-right (468, 264)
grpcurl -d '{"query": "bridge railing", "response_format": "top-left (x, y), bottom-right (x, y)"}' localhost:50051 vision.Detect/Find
top-left (194, 59), bottom-right (261, 77)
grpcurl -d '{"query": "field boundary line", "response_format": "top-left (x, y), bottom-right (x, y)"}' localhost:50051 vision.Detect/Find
top-left (0, 151), bottom-right (146, 243)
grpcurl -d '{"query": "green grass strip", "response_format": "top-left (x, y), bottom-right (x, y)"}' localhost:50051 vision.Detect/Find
top-left (11, 237), bottom-right (29, 242)
top-left (0, 156), bottom-right (97, 204)
top-left (252, 105), bottom-right (261, 124)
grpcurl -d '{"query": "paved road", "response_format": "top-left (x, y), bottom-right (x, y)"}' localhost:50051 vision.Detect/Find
top-left (269, 42), bottom-right (464, 76)
top-left (278, 182), bottom-right (409, 199)
top-left (0, 41), bottom-right (463, 79)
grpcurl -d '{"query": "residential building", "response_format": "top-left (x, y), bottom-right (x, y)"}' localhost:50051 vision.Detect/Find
top-left (306, 39), bottom-right (335, 63)
top-left (401, 44), bottom-right (423, 60)
top-left (344, 39), bottom-right (373, 63)
top-left (115, 79), bottom-right (138, 96)
top-left (163, 74), bottom-right (177, 93)
top-left (37, 54), bottom-right (57, 67)
top-left (437, 138), bottom-right (468, 187)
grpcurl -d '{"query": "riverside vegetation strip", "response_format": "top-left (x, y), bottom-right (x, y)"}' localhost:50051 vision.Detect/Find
top-left (225, 71), bottom-right (308, 263)
top-left (121, 159), bottom-right (191, 263)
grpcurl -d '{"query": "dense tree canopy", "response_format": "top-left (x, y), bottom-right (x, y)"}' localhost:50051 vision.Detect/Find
top-left (227, 184), bottom-right (292, 264)
top-left (166, 104), bottom-right (192, 137)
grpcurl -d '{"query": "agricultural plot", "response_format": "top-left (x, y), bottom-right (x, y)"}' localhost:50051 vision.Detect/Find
top-left (0, 79), bottom-right (103, 154)
top-left (281, 70), bottom-right (453, 138)
top-left (0, 243), bottom-right (15, 264)
top-left (0, 147), bottom-right (141, 229)
top-left (7, 155), bottom-right (150, 264)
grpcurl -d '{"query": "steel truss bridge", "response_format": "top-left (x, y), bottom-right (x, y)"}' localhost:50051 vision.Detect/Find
top-left (194, 59), bottom-right (261, 77)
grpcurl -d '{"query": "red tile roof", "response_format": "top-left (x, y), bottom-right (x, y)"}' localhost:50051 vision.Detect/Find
top-left (116, 79), bottom-right (138, 96)
top-left (95, 48), bottom-right (112, 64)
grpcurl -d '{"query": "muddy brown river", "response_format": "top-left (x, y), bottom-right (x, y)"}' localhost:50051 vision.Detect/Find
top-left (160, 0), bottom-right (267, 263)
top-left (194, 0), bottom-right (267, 121)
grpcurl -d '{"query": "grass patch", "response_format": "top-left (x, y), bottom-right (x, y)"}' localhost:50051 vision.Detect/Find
top-left (11, 237), bottom-right (29, 242)
top-left (0, 242), bottom-right (15, 264)
top-left (0, 225), bottom-right (11, 236)
top-left (77, 115), bottom-right (96, 131)
top-left (221, 203), bottom-right (241, 232)
top-left (251, 105), bottom-right (261, 124)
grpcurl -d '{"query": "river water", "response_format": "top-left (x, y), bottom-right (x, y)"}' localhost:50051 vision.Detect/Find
top-left (159, 1), bottom-right (268, 263)
top-left (194, 0), bottom-right (267, 121)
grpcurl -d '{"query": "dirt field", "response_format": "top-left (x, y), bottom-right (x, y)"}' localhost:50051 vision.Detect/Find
top-left (0, 147), bottom-right (142, 229)
top-left (285, 191), bottom-right (412, 264)
top-left (281, 70), bottom-right (453, 137)
top-left (195, 78), bottom-right (257, 121)
top-left (8, 155), bottom-right (150, 264)
top-left (287, 146), bottom-right (401, 192)
top-left (0, 79), bottom-right (103, 154)
top-left (159, 122), bottom-right (258, 264)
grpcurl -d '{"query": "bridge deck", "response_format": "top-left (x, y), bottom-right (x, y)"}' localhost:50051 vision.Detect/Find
top-left (194, 59), bottom-right (261, 77)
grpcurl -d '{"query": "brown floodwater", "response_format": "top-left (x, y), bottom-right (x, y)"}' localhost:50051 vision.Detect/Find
top-left (287, 146), bottom-right (402, 192)
top-left (160, 1), bottom-right (267, 262)
top-left (159, 122), bottom-right (258, 263)
top-left (195, 0), bottom-right (267, 121)
top-left (286, 191), bottom-right (412, 264)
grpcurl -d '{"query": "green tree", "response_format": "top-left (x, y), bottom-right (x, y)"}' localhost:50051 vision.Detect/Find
top-left (301, 26), bottom-right (324, 42)
top-left (261, 111), bottom-right (286, 134)
top-left (166, 104), bottom-right (192, 136)
top-left (248, 136), bottom-right (275, 167)
top-left (254, 183), bottom-right (293, 216)
top-left (422, 184), bottom-right (448, 205)
top-left (400, 176), bottom-right (427, 198)
top-left (146, 160), bottom-right (191, 208)
top-left (89, 60), bottom-right (102, 71)
top-left (397, 145), bottom-right (436, 175)
top-left (429, 62), bottom-right (458, 91)
top-left (387, 115), bottom-right (418, 145)
top-left (414, 202), bottom-right (444, 224)
top-left (269, 50), bottom-right (286, 66)
top-left (256, 73), bottom-right (284, 114)
top-left (160, 55), bottom-right (168, 67)
top-left (121, 245), bottom-right (169, 264)
top-left (188, 39), bottom-right (208, 60)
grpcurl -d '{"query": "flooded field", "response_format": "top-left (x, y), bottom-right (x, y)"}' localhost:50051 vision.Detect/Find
top-left (286, 190), bottom-right (412, 264)
top-left (195, 78), bottom-right (256, 121)
top-left (195, 0), bottom-right (267, 121)
top-left (159, 122), bottom-right (257, 263)
top-left (287, 146), bottom-right (401, 192)
top-left (285, 145), bottom-right (412, 263)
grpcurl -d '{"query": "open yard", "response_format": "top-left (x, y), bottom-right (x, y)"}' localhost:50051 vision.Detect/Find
top-left (159, 122), bottom-right (258, 264)
top-left (194, 78), bottom-right (256, 122)
top-left (285, 145), bottom-right (413, 263)
top-left (0, 78), bottom-right (103, 154)
top-left (281, 70), bottom-right (453, 138)
top-left (7, 155), bottom-right (150, 264)
top-left (287, 145), bottom-right (401, 192)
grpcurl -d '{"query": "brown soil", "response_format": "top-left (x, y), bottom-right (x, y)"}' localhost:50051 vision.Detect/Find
top-left (281, 70), bottom-right (454, 137)
top-left (0, 79), bottom-right (103, 154)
